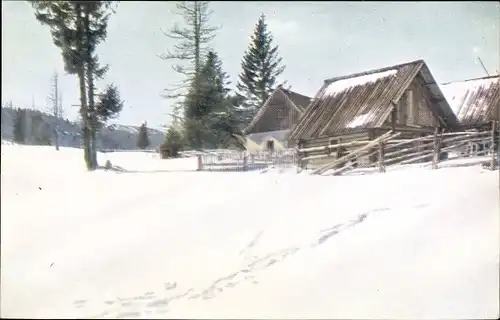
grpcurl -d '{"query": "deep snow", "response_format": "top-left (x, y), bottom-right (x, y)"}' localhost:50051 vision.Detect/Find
top-left (1, 143), bottom-right (499, 319)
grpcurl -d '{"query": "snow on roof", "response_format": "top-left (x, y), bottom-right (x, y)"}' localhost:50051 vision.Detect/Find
top-left (439, 76), bottom-right (499, 115)
top-left (325, 69), bottom-right (398, 97)
top-left (346, 113), bottom-right (371, 129)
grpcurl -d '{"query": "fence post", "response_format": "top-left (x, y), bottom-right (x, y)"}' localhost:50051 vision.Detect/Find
top-left (432, 127), bottom-right (440, 169)
top-left (491, 120), bottom-right (497, 170)
top-left (197, 155), bottom-right (203, 171)
top-left (297, 140), bottom-right (304, 172)
top-left (243, 152), bottom-right (248, 171)
top-left (378, 141), bottom-right (385, 173)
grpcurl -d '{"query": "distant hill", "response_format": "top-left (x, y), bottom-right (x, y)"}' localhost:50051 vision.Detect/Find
top-left (1, 106), bottom-right (165, 151)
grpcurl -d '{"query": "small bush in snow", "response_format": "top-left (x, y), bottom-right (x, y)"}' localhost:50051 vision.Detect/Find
top-left (105, 160), bottom-right (113, 170)
top-left (160, 127), bottom-right (185, 159)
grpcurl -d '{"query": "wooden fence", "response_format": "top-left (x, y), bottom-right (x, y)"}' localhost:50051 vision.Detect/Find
top-left (297, 125), bottom-right (499, 176)
top-left (182, 124), bottom-right (499, 175)
top-left (100, 149), bottom-right (157, 153)
top-left (198, 149), bottom-right (298, 172)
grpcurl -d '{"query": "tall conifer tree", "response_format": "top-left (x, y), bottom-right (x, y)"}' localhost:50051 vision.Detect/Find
top-left (236, 14), bottom-right (286, 127)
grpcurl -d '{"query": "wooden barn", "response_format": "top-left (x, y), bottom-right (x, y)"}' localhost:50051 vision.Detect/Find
top-left (439, 75), bottom-right (500, 130)
top-left (243, 85), bottom-right (311, 152)
top-left (288, 59), bottom-right (460, 168)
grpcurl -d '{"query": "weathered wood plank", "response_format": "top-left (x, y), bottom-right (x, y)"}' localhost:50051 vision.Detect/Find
top-left (432, 127), bottom-right (440, 169)
top-left (378, 141), bottom-right (385, 173)
top-left (313, 131), bottom-right (400, 175)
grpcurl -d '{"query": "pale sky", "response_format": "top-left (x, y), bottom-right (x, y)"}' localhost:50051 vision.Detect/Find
top-left (2, 1), bottom-right (499, 128)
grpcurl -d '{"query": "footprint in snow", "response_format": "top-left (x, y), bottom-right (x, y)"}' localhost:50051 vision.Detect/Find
top-left (116, 311), bottom-right (141, 318)
top-left (164, 282), bottom-right (177, 291)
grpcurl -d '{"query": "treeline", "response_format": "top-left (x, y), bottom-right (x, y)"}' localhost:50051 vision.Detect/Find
top-left (7, 107), bottom-right (54, 145)
top-left (2, 104), bottom-right (154, 150)
top-left (1, 103), bottom-right (75, 146)
top-left (160, 2), bottom-right (286, 157)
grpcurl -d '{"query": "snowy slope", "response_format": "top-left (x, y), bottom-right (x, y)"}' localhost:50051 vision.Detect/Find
top-left (1, 144), bottom-right (499, 319)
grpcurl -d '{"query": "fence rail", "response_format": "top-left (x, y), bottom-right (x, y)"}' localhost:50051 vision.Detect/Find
top-left (199, 149), bottom-right (298, 172)
top-left (295, 123), bottom-right (499, 175)
top-left (168, 124), bottom-right (499, 175)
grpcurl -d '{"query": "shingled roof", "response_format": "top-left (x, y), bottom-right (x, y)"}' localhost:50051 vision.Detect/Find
top-left (439, 75), bottom-right (500, 128)
top-left (289, 60), bottom-right (459, 141)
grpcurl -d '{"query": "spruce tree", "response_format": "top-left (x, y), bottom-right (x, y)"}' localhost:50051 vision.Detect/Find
top-left (30, 0), bottom-right (117, 170)
top-left (196, 51), bottom-right (239, 148)
top-left (160, 127), bottom-right (185, 158)
top-left (30, 1), bottom-right (91, 168)
top-left (13, 108), bottom-right (26, 144)
top-left (159, 1), bottom-right (218, 149)
top-left (236, 13), bottom-right (286, 127)
top-left (32, 113), bottom-right (48, 145)
top-left (95, 84), bottom-right (124, 129)
top-left (159, 1), bottom-right (218, 99)
top-left (137, 122), bottom-right (150, 150)
top-left (41, 123), bottom-right (53, 146)
top-left (183, 51), bottom-right (228, 148)
top-left (82, 1), bottom-right (117, 168)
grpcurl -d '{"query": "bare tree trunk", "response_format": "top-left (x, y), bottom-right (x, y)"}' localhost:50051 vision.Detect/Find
top-left (194, 2), bottom-right (201, 77)
top-left (84, 4), bottom-right (98, 170)
top-left (86, 62), bottom-right (98, 169)
top-left (76, 4), bottom-right (92, 170)
top-left (192, 2), bottom-right (202, 150)
top-left (88, 70), bottom-right (98, 169)
top-left (78, 69), bottom-right (91, 170)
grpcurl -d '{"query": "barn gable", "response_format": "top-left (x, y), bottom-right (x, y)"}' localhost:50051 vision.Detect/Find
top-left (289, 60), bottom-right (459, 141)
top-left (243, 86), bottom-right (311, 135)
top-left (439, 75), bottom-right (500, 129)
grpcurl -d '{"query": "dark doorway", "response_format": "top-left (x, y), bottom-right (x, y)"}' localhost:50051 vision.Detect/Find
top-left (267, 140), bottom-right (275, 152)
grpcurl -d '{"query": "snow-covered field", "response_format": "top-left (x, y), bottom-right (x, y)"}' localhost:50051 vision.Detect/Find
top-left (1, 143), bottom-right (499, 319)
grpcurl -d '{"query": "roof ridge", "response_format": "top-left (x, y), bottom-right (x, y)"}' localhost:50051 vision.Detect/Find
top-left (324, 59), bottom-right (425, 85)
top-left (281, 87), bottom-right (312, 100)
top-left (440, 74), bottom-right (500, 86)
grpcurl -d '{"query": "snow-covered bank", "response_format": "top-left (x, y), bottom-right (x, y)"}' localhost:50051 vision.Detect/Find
top-left (1, 144), bottom-right (498, 319)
